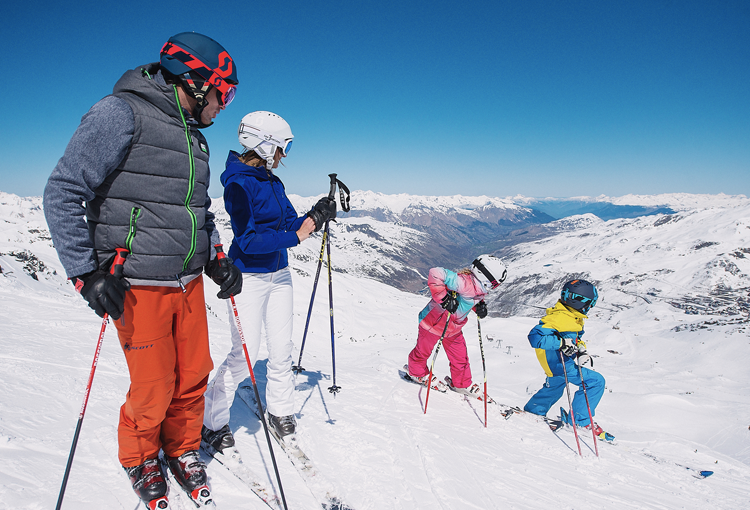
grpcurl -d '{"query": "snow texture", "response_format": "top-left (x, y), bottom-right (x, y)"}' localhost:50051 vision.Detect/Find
top-left (1, 190), bottom-right (749, 509)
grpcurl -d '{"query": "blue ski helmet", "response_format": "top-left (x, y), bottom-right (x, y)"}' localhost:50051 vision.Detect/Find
top-left (160, 32), bottom-right (239, 126)
top-left (560, 279), bottom-right (598, 313)
top-left (160, 32), bottom-right (238, 87)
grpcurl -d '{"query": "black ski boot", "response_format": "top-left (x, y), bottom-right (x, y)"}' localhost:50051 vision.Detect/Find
top-left (166, 450), bottom-right (213, 506)
top-left (201, 424), bottom-right (235, 454)
top-left (124, 458), bottom-right (169, 510)
top-left (268, 413), bottom-right (297, 439)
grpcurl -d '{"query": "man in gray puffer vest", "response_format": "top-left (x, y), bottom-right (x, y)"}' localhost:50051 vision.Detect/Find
top-left (44, 32), bottom-right (243, 508)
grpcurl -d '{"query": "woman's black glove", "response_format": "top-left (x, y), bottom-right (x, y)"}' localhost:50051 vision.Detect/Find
top-left (307, 197), bottom-right (337, 231)
top-left (440, 291), bottom-right (459, 314)
top-left (474, 300), bottom-right (488, 319)
top-left (205, 256), bottom-right (243, 299)
top-left (73, 269), bottom-right (131, 320)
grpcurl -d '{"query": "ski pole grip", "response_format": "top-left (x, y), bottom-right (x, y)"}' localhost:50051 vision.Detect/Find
top-left (111, 248), bottom-right (129, 278)
top-left (214, 244), bottom-right (226, 261)
top-left (328, 173), bottom-right (337, 199)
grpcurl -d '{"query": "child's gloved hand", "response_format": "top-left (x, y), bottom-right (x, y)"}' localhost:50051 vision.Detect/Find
top-left (576, 351), bottom-right (593, 367)
top-left (474, 300), bottom-right (488, 319)
top-left (440, 291), bottom-right (458, 314)
top-left (559, 337), bottom-right (577, 357)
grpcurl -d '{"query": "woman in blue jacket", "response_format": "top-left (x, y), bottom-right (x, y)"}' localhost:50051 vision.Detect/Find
top-left (202, 111), bottom-right (335, 451)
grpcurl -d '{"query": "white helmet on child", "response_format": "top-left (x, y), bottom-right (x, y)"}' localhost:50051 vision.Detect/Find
top-left (237, 111), bottom-right (294, 168)
top-left (471, 255), bottom-right (507, 291)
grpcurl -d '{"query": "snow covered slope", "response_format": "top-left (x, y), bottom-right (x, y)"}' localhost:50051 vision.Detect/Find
top-left (2, 191), bottom-right (749, 509)
top-left (493, 204), bottom-right (750, 320)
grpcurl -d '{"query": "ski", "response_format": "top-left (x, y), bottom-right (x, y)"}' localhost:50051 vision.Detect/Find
top-left (236, 384), bottom-right (356, 510)
top-left (200, 440), bottom-right (283, 510)
top-left (444, 375), bottom-right (495, 403)
top-left (399, 367), bottom-right (562, 431)
top-left (398, 366), bottom-right (447, 392)
top-left (641, 453), bottom-right (714, 479)
top-left (554, 409), bottom-right (714, 477)
top-left (496, 405), bottom-right (564, 432)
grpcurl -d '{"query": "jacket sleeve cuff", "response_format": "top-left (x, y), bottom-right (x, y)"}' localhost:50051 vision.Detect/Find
top-left (282, 231), bottom-right (300, 249)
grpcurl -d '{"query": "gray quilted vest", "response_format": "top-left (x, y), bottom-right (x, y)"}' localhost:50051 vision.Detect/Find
top-left (86, 64), bottom-right (212, 280)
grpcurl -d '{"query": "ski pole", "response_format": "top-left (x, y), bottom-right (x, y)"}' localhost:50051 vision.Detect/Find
top-left (294, 172), bottom-right (349, 389)
top-left (292, 227), bottom-right (327, 374)
top-left (477, 317), bottom-right (487, 428)
top-left (216, 245), bottom-right (289, 510)
top-left (325, 174), bottom-right (340, 394)
top-left (56, 247), bottom-right (129, 510)
top-left (325, 219), bottom-right (341, 394)
top-left (424, 308), bottom-right (452, 415)
top-left (576, 362), bottom-right (600, 458)
top-left (559, 350), bottom-right (582, 456)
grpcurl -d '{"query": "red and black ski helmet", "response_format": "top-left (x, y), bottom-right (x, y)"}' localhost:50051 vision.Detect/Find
top-left (161, 32), bottom-right (238, 86)
top-left (160, 32), bottom-right (238, 124)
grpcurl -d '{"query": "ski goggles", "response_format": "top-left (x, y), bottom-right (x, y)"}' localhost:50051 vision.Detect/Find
top-left (217, 84), bottom-right (236, 107)
top-left (238, 124), bottom-right (293, 156)
top-left (561, 289), bottom-right (598, 310)
top-left (161, 41), bottom-right (237, 107)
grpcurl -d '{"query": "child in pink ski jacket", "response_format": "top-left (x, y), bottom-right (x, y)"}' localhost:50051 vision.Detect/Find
top-left (406, 255), bottom-right (507, 400)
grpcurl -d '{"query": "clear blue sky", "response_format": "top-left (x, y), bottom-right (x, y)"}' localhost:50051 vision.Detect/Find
top-left (3, 0), bottom-right (748, 199)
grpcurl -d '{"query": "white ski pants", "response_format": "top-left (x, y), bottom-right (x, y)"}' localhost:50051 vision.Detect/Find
top-left (204, 267), bottom-right (295, 430)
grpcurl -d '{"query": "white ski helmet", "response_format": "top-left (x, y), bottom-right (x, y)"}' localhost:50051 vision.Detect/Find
top-left (237, 111), bottom-right (294, 168)
top-left (471, 255), bottom-right (507, 291)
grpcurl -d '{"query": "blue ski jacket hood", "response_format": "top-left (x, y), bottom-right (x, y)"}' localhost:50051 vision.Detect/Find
top-left (220, 151), bottom-right (306, 273)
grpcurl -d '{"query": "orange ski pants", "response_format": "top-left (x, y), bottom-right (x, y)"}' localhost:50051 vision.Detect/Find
top-left (114, 276), bottom-right (213, 467)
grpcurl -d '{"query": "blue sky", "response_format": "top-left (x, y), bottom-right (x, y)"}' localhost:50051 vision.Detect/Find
top-left (3, 0), bottom-right (748, 199)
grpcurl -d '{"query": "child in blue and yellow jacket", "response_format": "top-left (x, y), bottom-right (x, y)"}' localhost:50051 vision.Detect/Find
top-left (524, 279), bottom-right (613, 440)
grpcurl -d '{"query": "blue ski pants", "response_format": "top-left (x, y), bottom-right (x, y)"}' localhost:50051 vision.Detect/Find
top-left (523, 362), bottom-right (605, 427)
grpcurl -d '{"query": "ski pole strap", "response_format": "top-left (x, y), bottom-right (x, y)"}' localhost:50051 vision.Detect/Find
top-left (336, 178), bottom-right (350, 212)
top-left (327, 173), bottom-right (351, 213)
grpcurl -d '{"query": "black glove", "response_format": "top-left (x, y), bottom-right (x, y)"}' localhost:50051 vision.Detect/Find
top-left (74, 269), bottom-right (131, 320)
top-left (440, 291), bottom-right (458, 314)
top-left (559, 336), bottom-right (577, 357)
top-left (474, 300), bottom-right (488, 319)
top-left (307, 197), bottom-right (337, 231)
top-left (205, 257), bottom-right (243, 299)
top-left (575, 350), bottom-right (593, 368)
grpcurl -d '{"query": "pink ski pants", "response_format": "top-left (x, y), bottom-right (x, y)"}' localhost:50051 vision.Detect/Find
top-left (408, 326), bottom-right (472, 388)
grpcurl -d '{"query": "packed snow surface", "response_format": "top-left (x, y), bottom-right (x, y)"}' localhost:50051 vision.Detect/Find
top-left (1, 191), bottom-right (749, 509)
